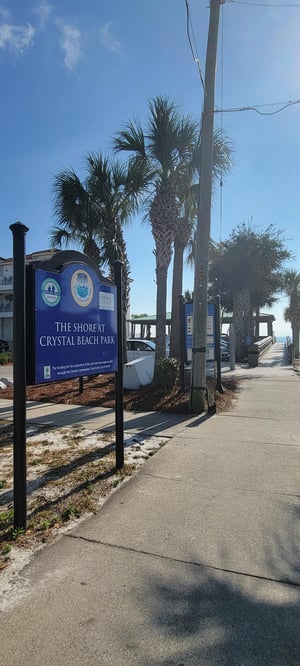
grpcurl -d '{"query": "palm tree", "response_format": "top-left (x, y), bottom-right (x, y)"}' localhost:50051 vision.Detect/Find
top-left (169, 129), bottom-right (233, 359)
top-left (283, 269), bottom-right (300, 358)
top-left (113, 95), bottom-right (197, 361)
top-left (51, 168), bottom-right (103, 265)
top-left (51, 152), bottom-right (146, 359)
top-left (208, 224), bottom-right (291, 359)
top-left (169, 188), bottom-right (197, 358)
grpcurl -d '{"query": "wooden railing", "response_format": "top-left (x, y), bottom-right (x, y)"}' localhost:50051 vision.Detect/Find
top-left (248, 336), bottom-right (273, 367)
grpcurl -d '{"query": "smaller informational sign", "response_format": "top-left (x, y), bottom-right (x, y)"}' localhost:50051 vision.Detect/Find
top-left (27, 261), bottom-right (118, 384)
top-left (186, 314), bottom-right (193, 337)
top-left (184, 303), bottom-right (216, 362)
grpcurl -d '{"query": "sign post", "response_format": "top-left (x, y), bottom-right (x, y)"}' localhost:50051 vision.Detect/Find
top-left (114, 260), bottom-right (124, 469)
top-left (214, 295), bottom-right (224, 393)
top-left (10, 222), bottom-right (28, 530)
top-left (179, 295), bottom-right (185, 390)
top-left (10, 240), bottom-right (124, 531)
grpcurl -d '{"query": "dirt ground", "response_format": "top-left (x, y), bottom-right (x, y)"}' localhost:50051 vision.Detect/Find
top-left (0, 373), bottom-right (239, 580)
top-left (0, 420), bottom-right (168, 579)
top-left (0, 372), bottom-right (238, 414)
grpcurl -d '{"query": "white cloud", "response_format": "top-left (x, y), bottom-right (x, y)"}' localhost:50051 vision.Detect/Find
top-left (56, 20), bottom-right (82, 71)
top-left (33, 1), bottom-right (53, 28)
top-left (100, 22), bottom-right (121, 53)
top-left (0, 22), bottom-right (35, 56)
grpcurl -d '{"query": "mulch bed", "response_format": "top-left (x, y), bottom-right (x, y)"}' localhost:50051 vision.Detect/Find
top-left (0, 373), bottom-right (239, 414)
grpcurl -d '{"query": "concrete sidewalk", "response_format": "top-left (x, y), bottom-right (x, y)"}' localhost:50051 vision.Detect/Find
top-left (1, 343), bottom-right (300, 664)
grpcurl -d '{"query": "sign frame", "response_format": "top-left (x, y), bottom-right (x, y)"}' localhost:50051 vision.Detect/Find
top-left (26, 251), bottom-right (118, 386)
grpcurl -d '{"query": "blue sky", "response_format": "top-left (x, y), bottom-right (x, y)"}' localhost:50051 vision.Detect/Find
top-left (1, 0), bottom-right (300, 336)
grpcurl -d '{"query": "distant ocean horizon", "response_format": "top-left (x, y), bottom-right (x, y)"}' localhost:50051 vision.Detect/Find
top-left (275, 336), bottom-right (289, 343)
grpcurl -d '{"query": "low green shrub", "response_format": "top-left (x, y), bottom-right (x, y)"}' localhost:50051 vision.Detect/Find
top-left (154, 357), bottom-right (179, 391)
top-left (0, 351), bottom-right (11, 365)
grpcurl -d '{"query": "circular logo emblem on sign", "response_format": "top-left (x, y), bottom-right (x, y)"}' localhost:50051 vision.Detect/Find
top-left (41, 278), bottom-right (61, 307)
top-left (71, 269), bottom-right (93, 307)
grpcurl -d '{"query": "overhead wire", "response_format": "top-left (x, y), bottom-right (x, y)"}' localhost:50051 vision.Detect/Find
top-left (215, 100), bottom-right (300, 115)
top-left (185, 0), bottom-right (206, 91)
top-left (228, 1), bottom-right (300, 6)
top-left (184, 0), bottom-right (300, 307)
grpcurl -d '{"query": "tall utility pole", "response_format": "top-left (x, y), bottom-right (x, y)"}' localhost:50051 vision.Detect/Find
top-left (190, 0), bottom-right (223, 413)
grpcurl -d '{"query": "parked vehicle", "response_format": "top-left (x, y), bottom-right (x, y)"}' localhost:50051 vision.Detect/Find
top-left (220, 340), bottom-right (229, 361)
top-left (126, 339), bottom-right (156, 362)
top-left (0, 339), bottom-right (9, 353)
top-left (126, 338), bottom-right (230, 363)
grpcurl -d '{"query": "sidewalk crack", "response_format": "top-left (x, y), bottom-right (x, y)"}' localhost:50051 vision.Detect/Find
top-left (65, 533), bottom-right (300, 589)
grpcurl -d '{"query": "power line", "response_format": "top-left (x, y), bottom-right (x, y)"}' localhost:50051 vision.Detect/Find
top-left (185, 0), bottom-right (205, 91)
top-left (228, 1), bottom-right (300, 6)
top-left (215, 99), bottom-right (300, 115)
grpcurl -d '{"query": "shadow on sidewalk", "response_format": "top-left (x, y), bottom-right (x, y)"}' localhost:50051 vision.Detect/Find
top-left (133, 503), bottom-right (300, 664)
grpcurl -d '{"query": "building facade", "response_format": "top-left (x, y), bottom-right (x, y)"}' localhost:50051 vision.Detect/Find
top-left (0, 250), bottom-right (57, 348)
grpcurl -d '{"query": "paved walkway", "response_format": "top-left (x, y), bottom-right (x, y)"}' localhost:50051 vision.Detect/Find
top-left (1, 343), bottom-right (300, 664)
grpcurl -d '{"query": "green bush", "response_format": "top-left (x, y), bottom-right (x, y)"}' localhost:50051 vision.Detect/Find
top-left (154, 357), bottom-right (179, 391)
top-left (0, 352), bottom-right (10, 365)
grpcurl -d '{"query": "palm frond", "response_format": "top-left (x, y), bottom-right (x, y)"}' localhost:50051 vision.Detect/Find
top-left (113, 119), bottom-right (146, 157)
top-left (52, 169), bottom-right (90, 232)
top-left (147, 96), bottom-right (180, 173)
top-left (174, 117), bottom-right (197, 160)
top-left (49, 226), bottom-right (73, 248)
top-left (191, 128), bottom-right (234, 182)
top-left (212, 127), bottom-right (234, 179)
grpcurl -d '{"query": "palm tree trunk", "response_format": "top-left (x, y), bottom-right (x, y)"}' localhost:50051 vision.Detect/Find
top-left (170, 239), bottom-right (184, 359)
top-left (106, 221), bottom-right (130, 363)
top-left (233, 289), bottom-right (248, 360)
top-left (155, 266), bottom-right (168, 361)
top-left (255, 303), bottom-right (260, 340)
top-left (242, 290), bottom-right (253, 343)
top-left (122, 264), bottom-right (130, 364)
top-left (294, 323), bottom-right (300, 358)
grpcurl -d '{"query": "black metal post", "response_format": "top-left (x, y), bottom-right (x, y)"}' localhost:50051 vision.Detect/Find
top-left (179, 295), bottom-right (185, 390)
top-left (114, 260), bottom-right (124, 469)
top-left (214, 295), bottom-right (224, 394)
top-left (10, 222), bottom-right (29, 530)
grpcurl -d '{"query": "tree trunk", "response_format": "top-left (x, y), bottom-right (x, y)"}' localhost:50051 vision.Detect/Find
top-left (121, 263), bottom-right (130, 364)
top-left (150, 182), bottom-right (176, 366)
top-left (290, 292), bottom-right (300, 359)
top-left (254, 303), bottom-right (260, 340)
top-left (155, 265), bottom-right (168, 361)
top-left (293, 322), bottom-right (300, 358)
top-left (233, 289), bottom-right (250, 360)
top-left (242, 289), bottom-right (253, 343)
top-left (170, 240), bottom-right (184, 359)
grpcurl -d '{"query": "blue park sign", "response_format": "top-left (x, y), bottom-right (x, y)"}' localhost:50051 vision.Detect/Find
top-left (27, 253), bottom-right (118, 384)
top-left (184, 302), bottom-right (216, 362)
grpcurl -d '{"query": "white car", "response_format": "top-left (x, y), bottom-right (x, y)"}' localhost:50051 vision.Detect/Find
top-left (126, 339), bottom-right (156, 362)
